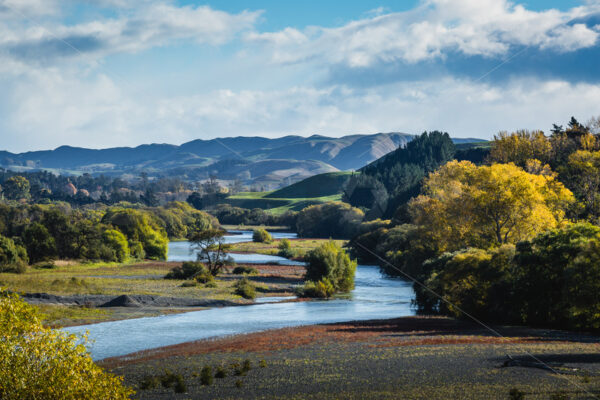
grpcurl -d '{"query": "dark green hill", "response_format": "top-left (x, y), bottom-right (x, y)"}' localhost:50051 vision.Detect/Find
top-left (266, 172), bottom-right (353, 199)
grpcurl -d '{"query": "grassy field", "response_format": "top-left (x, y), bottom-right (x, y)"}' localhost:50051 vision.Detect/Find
top-left (1, 260), bottom-right (305, 327)
top-left (230, 238), bottom-right (347, 258)
top-left (226, 191), bottom-right (343, 214)
top-left (106, 316), bottom-right (600, 399)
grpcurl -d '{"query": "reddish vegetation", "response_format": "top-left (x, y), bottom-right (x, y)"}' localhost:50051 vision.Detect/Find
top-left (100, 316), bottom-right (566, 369)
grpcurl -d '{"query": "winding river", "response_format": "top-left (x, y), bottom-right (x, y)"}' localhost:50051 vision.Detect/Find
top-left (66, 231), bottom-right (415, 360)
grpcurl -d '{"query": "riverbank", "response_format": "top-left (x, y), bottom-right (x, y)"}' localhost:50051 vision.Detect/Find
top-left (103, 316), bottom-right (600, 399)
top-left (1, 260), bottom-right (302, 327)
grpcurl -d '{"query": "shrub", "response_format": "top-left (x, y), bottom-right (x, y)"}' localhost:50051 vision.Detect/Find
top-left (200, 366), bottom-right (213, 386)
top-left (509, 388), bottom-right (525, 400)
top-left (0, 235), bottom-right (28, 274)
top-left (233, 266), bottom-right (258, 275)
top-left (0, 290), bottom-right (133, 399)
top-left (139, 375), bottom-right (160, 390)
top-left (160, 371), bottom-right (185, 393)
top-left (234, 278), bottom-right (256, 299)
top-left (304, 240), bottom-right (357, 295)
top-left (235, 379), bottom-right (243, 388)
top-left (215, 366), bottom-right (227, 379)
top-left (252, 228), bottom-right (272, 243)
top-left (277, 238), bottom-right (294, 258)
top-left (299, 279), bottom-right (335, 298)
top-left (165, 261), bottom-right (207, 280)
top-left (259, 359), bottom-right (267, 368)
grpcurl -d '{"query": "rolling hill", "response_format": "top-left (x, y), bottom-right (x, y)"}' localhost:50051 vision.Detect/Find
top-left (1, 133), bottom-right (485, 189)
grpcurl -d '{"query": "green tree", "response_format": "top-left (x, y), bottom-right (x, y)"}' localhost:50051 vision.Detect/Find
top-left (252, 228), bottom-right (272, 243)
top-left (3, 176), bottom-right (31, 200)
top-left (0, 235), bottom-right (27, 273)
top-left (102, 229), bottom-right (130, 262)
top-left (303, 240), bottom-right (357, 296)
top-left (188, 228), bottom-right (233, 276)
top-left (296, 202), bottom-right (364, 239)
top-left (0, 290), bottom-right (134, 399)
top-left (23, 223), bottom-right (57, 263)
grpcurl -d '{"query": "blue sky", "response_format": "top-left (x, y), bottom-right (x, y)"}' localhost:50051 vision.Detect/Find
top-left (0, 0), bottom-right (599, 152)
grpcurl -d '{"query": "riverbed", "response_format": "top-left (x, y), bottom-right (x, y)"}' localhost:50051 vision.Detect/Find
top-left (66, 231), bottom-right (415, 360)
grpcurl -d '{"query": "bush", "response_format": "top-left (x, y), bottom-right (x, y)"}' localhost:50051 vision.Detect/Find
top-left (0, 290), bottom-right (133, 399)
top-left (299, 279), bottom-right (335, 298)
top-left (139, 375), bottom-right (160, 390)
top-left (0, 235), bottom-right (28, 274)
top-left (234, 278), bottom-right (256, 299)
top-left (232, 266), bottom-right (258, 275)
top-left (252, 228), bottom-right (272, 243)
top-left (215, 366), bottom-right (227, 379)
top-left (304, 240), bottom-right (357, 295)
top-left (277, 238), bottom-right (294, 258)
top-left (165, 261), bottom-right (208, 280)
top-left (200, 366), bottom-right (213, 386)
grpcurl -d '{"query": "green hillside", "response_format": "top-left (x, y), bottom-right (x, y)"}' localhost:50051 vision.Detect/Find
top-left (266, 171), bottom-right (353, 198)
top-left (225, 191), bottom-right (342, 214)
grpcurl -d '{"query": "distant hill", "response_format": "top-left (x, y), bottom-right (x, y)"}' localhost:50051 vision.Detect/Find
top-left (0, 133), bottom-right (486, 189)
top-left (266, 171), bottom-right (353, 199)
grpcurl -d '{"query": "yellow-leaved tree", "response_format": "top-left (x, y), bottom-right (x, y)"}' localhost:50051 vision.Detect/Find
top-left (0, 290), bottom-right (134, 400)
top-left (409, 160), bottom-right (574, 251)
top-left (488, 130), bottom-right (552, 167)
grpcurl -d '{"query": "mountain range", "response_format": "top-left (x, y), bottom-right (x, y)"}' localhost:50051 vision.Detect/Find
top-left (0, 133), bottom-right (484, 189)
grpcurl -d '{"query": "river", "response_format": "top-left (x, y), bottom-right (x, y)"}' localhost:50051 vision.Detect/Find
top-left (66, 230), bottom-right (415, 360)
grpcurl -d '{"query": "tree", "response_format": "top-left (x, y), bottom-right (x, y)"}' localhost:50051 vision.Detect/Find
top-left (188, 228), bottom-right (233, 276)
top-left (409, 161), bottom-right (574, 251)
top-left (0, 290), bottom-right (134, 399)
top-left (23, 223), bottom-right (57, 263)
top-left (3, 176), bottom-right (30, 200)
top-left (0, 235), bottom-right (27, 273)
top-left (303, 240), bottom-right (357, 296)
top-left (488, 130), bottom-right (552, 167)
top-left (102, 229), bottom-right (130, 262)
top-left (296, 202), bottom-right (364, 239)
top-left (252, 228), bottom-right (272, 243)
top-left (102, 209), bottom-right (168, 260)
top-left (560, 150), bottom-right (600, 219)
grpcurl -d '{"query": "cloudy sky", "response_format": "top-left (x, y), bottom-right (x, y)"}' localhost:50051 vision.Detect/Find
top-left (1, 0), bottom-right (599, 152)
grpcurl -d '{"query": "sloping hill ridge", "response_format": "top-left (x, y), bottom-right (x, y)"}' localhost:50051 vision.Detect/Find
top-left (266, 172), bottom-right (353, 198)
top-left (0, 133), bottom-right (486, 188)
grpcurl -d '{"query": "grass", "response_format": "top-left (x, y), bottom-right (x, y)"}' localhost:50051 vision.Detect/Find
top-left (37, 304), bottom-right (113, 328)
top-left (225, 191), bottom-right (343, 214)
top-left (229, 238), bottom-right (347, 258)
top-left (266, 172), bottom-right (353, 199)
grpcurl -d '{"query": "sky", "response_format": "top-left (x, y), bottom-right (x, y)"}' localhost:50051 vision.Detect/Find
top-left (0, 0), bottom-right (599, 152)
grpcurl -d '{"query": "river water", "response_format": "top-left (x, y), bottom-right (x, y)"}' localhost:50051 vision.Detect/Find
top-left (66, 231), bottom-right (415, 360)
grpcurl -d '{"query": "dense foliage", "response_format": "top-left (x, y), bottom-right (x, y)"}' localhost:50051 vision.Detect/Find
top-left (301, 240), bottom-right (357, 297)
top-left (296, 202), bottom-right (364, 239)
top-left (0, 201), bottom-right (216, 267)
top-left (419, 223), bottom-right (600, 330)
top-left (347, 116), bottom-right (600, 331)
top-left (0, 289), bottom-right (134, 399)
top-left (206, 204), bottom-right (297, 227)
top-left (355, 131), bottom-right (456, 218)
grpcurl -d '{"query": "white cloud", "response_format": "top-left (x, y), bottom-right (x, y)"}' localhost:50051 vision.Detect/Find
top-left (247, 0), bottom-right (599, 67)
top-left (0, 2), bottom-right (261, 65)
top-left (3, 66), bottom-right (600, 152)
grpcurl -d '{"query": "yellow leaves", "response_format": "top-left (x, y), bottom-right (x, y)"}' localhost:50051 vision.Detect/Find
top-left (0, 289), bottom-right (134, 399)
top-left (489, 130), bottom-right (552, 167)
top-left (409, 161), bottom-right (574, 250)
